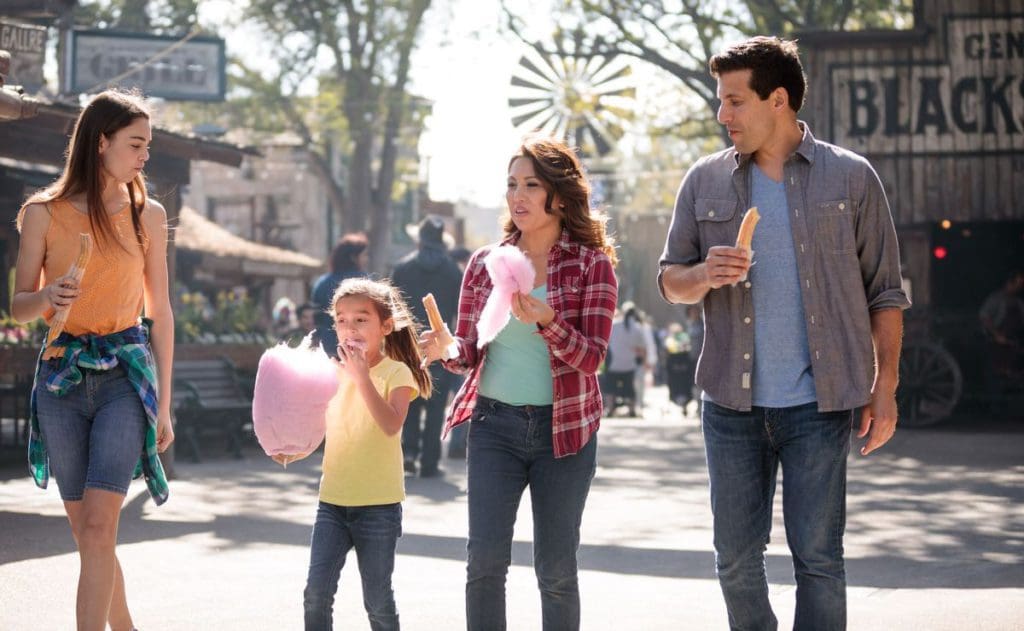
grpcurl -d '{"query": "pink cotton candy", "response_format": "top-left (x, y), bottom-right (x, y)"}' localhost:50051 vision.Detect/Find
top-left (252, 341), bottom-right (340, 456)
top-left (477, 245), bottom-right (536, 347)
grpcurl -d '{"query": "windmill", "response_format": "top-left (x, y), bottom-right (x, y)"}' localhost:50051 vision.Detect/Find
top-left (508, 46), bottom-right (635, 159)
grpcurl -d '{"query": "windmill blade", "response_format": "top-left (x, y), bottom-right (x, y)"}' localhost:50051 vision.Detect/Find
top-left (517, 54), bottom-right (560, 84)
top-left (511, 75), bottom-right (552, 92)
top-left (511, 105), bottom-right (558, 129)
top-left (509, 97), bottom-right (553, 109)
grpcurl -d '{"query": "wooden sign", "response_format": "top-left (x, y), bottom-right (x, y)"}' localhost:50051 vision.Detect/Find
top-left (828, 14), bottom-right (1024, 156)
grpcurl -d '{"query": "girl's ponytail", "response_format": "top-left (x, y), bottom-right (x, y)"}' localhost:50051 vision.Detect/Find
top-left (383, 286), bottom-right (433, 399)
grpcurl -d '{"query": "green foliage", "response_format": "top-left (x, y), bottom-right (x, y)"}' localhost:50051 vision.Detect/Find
top-left (75, 0), bottom-right (201, 34)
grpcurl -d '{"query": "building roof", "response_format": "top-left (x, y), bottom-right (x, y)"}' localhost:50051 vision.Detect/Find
top-left (175, 206), bottom-right (322, 278)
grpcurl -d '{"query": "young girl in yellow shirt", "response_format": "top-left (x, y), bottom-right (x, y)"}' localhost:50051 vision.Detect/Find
top-left (275, 277), bottom-right (431, 630)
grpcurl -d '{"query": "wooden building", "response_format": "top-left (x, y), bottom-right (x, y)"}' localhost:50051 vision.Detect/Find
top-left (799, 0), bottom-right (1024, 420)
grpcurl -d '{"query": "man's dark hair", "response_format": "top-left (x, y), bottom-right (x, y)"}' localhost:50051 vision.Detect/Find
top-left (709, 36), bottom-right (807, 113)
top-left (329, 232), bottom-right (368, 274)
top-left (296, 302), bottom-right (316, 318)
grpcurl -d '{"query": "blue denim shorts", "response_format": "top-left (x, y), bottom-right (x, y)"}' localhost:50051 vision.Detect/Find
top-left (35, 360), bottom-right (148, 501)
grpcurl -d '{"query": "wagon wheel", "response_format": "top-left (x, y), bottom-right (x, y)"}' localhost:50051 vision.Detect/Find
top-left (896, 342), bottom-right (962, 427)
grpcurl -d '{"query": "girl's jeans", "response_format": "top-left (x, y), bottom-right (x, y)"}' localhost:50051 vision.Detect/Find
top-left (303, 501), bottom-right (402, 631)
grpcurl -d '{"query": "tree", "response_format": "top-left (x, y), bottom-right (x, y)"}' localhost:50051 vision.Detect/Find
top-left (75, 0), bottom-right (200, 34)
top-left (243, 0), bottom-right (433, 270)
top-left (503, 0), bottom-right (913, 146)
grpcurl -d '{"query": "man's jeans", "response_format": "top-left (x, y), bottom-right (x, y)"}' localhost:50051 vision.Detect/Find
top-left (466, 396), bottom-right (597, 631)
top-left (402, 364), bottom-right (451, 473)
top-left (304, 501), bottom-right (402, 631)
top-left (702, 400), bottom-right (853, 631)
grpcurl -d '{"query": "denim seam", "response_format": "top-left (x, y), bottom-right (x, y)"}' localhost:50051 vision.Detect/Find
top-left (84, 481), bottom-right (129, 495)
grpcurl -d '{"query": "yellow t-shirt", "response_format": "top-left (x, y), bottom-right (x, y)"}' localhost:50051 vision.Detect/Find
top-left (319, 356), bottom-right (419, 507)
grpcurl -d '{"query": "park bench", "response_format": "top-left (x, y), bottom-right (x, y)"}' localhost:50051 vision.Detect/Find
top-left (172, 357), bottom-right (253, 462)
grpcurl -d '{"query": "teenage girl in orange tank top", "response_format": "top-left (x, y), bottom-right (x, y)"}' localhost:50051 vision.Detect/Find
top-left (11, 90), bottom-right (174, 631)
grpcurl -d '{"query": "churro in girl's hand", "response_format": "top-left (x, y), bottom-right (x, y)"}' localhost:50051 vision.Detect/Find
top-left (422, 293), bottom-right (458, 361)
top-left (46, 233), bottom-right (93, 345)
top-left (735, 207), bottom-right (760, 282)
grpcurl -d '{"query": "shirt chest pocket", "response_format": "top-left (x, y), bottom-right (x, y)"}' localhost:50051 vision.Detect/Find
top-left (695, 198), bottom-right (740, 257)
top-left (814, 199), bottom-right (856, 253)
top-left (555, 273), bottom-right (582, 321)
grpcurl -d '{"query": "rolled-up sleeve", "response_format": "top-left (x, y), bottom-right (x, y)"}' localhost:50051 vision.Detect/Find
top-left (855, 162), bottom-right (912, 312)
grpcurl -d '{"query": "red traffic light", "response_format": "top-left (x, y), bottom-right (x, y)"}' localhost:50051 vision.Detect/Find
top-left (933, 246), bottom-right (948, 259)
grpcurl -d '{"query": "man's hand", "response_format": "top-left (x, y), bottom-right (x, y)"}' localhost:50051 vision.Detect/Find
top-left (705, 246), bottom-right (752, 289)
top-left (857, 387), bottom-right (898, 456)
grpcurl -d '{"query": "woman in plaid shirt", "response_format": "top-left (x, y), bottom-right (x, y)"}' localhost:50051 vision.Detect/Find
top-left (422, 136), bottom-right (618, 631)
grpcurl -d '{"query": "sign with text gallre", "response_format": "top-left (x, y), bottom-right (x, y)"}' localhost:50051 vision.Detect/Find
top-left (65, 29), bottom-right (225, 101)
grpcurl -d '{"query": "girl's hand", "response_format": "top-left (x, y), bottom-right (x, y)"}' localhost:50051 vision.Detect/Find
top-left (272, 452), bottom-right (311, 467)
top-left (46, 274), bottom-right (81, 309)
top-left (337, 342), bottom-right (370, 380)
top-left (156, 409), bottom-right (174, 453)
top-left (511, 292), bottom-right (555, 328)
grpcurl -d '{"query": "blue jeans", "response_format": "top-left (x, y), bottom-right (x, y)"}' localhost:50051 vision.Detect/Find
top-left (466, 396), bottom-right (597, 631)
top-left (35, 362), bottom-right (148, 501)
top-left (702, 401), bottom-right (852, 631)
top-left (304, 501), bottom-right (402, 631)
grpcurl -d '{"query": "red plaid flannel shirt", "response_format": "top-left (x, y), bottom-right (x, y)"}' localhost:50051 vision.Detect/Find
top-left (442, 229), bottom-right (618, 457)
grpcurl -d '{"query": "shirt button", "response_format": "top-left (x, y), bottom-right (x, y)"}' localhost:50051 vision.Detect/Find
top-left (743, 317), bottom-right (751, 324)
top-left (744, 281), bottom-right (752, 289)
top-left (743, 353), bottom-right (751, 360)
top-left (708, 211), bottom-right (715, 218)
top-left (839, 202), bottom-right (846, 210)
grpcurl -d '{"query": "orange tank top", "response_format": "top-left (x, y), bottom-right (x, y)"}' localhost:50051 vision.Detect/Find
top-left (42, 199), bottom-right (150, 348)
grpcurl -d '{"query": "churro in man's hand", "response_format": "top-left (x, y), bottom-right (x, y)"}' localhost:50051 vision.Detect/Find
top-left (734, 207), bottom-right (760, 282)
top-left (422, 293), bottom-right (459, 362)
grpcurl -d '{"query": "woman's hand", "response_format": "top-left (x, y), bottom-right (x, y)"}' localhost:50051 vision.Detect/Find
top-left (511, 292), bottom-right (555, 328)
top-left (418, 330), bottom-right (445, 367)
top-left (46, 274), bottom-right (81, 310)
top-left (155, 409), bottom-right (174, 453)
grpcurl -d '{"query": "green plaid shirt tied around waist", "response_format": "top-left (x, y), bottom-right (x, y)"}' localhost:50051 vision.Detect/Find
top-left (28, 320), bottom-right (169, 506)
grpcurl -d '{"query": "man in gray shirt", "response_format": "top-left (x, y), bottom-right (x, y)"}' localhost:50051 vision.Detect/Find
top-left (659, 37), bottom-right (909, 630)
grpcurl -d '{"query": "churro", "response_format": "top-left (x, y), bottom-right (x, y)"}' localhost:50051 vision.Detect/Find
top-left (422, 293), bottom-right (458, 360)
top-left (46, 233), bottom-right (93, 345)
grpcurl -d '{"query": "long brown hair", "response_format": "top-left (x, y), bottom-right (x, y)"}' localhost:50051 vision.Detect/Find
top-left (16, 89), bottom-right (150, 252)
top-left (504, 135), bottom-right (618, 266)
top-left (330, 277), bottom-right (433, 399)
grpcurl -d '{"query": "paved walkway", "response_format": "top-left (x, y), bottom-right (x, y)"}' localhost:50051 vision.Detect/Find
top-left (1, 386), bottom-right (1022, 629)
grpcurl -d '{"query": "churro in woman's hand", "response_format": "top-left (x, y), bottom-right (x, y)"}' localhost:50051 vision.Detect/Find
top-left (422, 293), bottom-right (458, 360)
top-left (46, 233), bottom-right (92, 345)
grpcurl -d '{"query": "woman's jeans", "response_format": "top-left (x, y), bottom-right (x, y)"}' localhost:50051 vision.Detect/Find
top-left (702, 401), bottom-right (853, 631)
top-left (466, 396), bottom-right (597, 631)
top-left (303, 501), bottom-right (402, 631)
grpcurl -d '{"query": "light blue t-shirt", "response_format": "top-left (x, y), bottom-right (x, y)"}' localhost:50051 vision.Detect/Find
top-left (749, 164), bottom-right (817, 407)
top-left (477, 284), bottom-right (554, 405)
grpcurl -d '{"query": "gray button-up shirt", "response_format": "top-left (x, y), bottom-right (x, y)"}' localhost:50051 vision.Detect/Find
top-left (658, 123), bottom-right (911, 412)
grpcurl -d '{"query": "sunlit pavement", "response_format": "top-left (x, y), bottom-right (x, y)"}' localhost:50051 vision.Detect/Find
top-left (1, 385), bottom-right (1022, 630)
